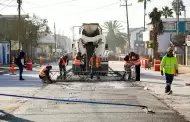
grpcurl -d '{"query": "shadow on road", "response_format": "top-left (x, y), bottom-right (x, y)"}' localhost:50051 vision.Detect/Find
top-left (0, 110), bottom-right (33, 122)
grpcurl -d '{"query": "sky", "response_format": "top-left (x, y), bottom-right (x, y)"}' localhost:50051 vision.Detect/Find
top-left (1, 0), bottom-right (190, 38)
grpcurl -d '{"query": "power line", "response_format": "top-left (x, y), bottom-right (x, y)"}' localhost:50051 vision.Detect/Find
top-left (21, 7), bottom-right (25, 14)
top-left (75, 2), bottom-right (119, 14)
top-left (25, 0), bottom-right (77, 9)
top-left (0, 0), bottom-right (15, 11)
top-left (0, 0), bottom-right (7, 4)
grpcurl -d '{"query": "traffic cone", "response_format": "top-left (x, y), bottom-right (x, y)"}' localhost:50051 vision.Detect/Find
top-left (11, 56), bottom-right (16, 75)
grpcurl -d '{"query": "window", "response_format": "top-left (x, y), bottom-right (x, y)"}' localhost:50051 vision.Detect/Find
top-left (185, 22), bottom-right (190, 30)
top-left (163, 22), bottom-right (176, 30)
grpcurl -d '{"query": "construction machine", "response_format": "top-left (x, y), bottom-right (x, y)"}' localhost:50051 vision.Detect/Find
top-left (52, 23), bottom-right (134, 82)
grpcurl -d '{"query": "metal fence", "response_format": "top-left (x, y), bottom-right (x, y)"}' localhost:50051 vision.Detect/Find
top-left (176, 54), bottom-right (190, 65)
top-left (176, 54), bottom-right (185, 65)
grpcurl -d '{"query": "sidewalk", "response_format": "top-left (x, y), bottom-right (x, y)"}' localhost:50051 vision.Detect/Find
top-left (138, 68), bottom-right (190, 121)
top-left (109, 61), bottom-right (190, 121)
top-left (0, 64), bottom-right (39, 75)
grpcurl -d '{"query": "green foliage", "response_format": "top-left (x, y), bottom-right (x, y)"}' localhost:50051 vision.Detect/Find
top-left (6, 14), bottom-right (50, 45)
top-left (149, 7), bottom-right (164, 34)
top-left (149, 7), bottom-right (164, 58)
top-left (172, 0), bottom-right (184, 15)
top-left (161, 6), bottom-right (174, 18)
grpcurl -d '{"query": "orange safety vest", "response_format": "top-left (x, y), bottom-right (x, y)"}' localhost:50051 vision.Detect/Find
top-left (39, 67), bottom-right (47, 77)
top-left (125, 61), bottom-right (131, 65)
top-left (135, 59), bottom-right (141, 65)
top-left (75, 56), bottom-right (80, 66)
top-left (90, 57), bottom-right (99, 68)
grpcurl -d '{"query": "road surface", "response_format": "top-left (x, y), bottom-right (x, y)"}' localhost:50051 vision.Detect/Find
top-left (0, 62), bottom-right (187, 122)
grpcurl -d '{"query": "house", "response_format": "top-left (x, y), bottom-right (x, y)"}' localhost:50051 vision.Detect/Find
top-left (0, 14), bottom-right (29, 64)
top-left (129, 27), bottom-right (145, 55)
top-left (143, 18), bottom-right (190, 54)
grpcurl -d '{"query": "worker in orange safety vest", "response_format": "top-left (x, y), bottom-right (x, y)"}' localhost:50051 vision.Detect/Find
top-left (90, 53), bottom-right (100, 79)
top-left (129, 52), bottom-right (141, 81)
top-left (75, 52), bottom-right (82, 73)
top-left (39, 65), bottom-right (54, 83)
top-left (58, 54), bottom-right (69, 79)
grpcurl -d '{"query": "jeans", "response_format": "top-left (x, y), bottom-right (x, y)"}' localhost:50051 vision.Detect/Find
top-left (19, 66), bottom-right (23, 79)
top-left (165, 73), bottom-right (174, 92)
top-left (135, 65), bottom-right (140, 81)
top-left (90, 68), bottom-right (100, 79)
top-left (59, 65), bottom-right (66, 79)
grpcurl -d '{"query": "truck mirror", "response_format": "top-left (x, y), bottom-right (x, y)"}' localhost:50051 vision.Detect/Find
top-left (105, 44), bottom-right (108, 50)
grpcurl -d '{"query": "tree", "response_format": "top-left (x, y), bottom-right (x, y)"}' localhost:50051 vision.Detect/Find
top-left (149, 7), bottom-right (164, 58)
top-left (102, 20), bottom-right (124, 52)
top-left (171, 33), bottom-right (186, 49)
top-left (6, 14), bottom-right (50, 58)
top-left (115, 32), bottom-right (127, 53)
top-left (161, 6), bottom-right (173, 18)
top-left (172, 0), bottom-right (184, 16)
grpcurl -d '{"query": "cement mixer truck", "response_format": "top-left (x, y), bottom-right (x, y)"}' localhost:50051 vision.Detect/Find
top-left (72, 23), bottom-right (109, 75)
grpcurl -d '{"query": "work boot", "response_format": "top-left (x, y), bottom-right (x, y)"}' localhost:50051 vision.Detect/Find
top-left (19, 77), bottom-right (25, 80)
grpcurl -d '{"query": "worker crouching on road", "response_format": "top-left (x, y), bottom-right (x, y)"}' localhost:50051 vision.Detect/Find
top-left (75, 52), bottom-right (82, 74)
top-left (90, 53), bottom-right (100, 79)
top-left (160, 47), bottom-right (178, 94)
top-left (59, 54), bottom-right (69, 79)
top-left (129, 52), bottom-right (141, 81)
top-left (39, 65), bottom-right (54, 83)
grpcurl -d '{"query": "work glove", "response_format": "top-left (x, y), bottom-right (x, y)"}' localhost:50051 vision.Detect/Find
top-left (161, 70), bottom-right (164, 76)
top-left (176, 70), bottom-right (178, 74)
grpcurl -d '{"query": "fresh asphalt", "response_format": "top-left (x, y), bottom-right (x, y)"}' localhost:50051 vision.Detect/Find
top-left (0, 62), bottom-right (188, 122)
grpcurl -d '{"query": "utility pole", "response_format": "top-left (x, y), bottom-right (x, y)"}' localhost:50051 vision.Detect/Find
top-left (17, 0), bottom-right (22, 51)
top-left (176, 0), bottom-right (179, 35)
top-left (120, 0), bottom-right (132, 53)
top-left (144, 0), bottom-right (146, 31)
top-left (54, 23), bottom-right (56, 57)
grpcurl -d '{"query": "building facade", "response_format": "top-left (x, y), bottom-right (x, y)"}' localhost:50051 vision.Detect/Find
top-left (143, 18), bottom-right (190, 65)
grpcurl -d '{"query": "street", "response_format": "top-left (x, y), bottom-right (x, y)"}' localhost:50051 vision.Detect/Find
top-left (0, 62), bottom-right (188, 122)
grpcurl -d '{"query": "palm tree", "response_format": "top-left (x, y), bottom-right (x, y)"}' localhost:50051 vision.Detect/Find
top-left (172, 0), bottom-right (184, 16)
top-left (161, 6), bottom-right (173, 18)
top-left (149, 7), bottom-right (164, 58)
top-left (102, 21), bottom-right (124, 52)
top-left (102, 20), bottom-right (124, 34)
top-left (138, 0), bottom-right (151, 30)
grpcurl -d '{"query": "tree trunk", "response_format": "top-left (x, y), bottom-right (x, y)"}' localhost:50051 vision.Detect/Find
top-left (153, 31), bottom-right (158, 59)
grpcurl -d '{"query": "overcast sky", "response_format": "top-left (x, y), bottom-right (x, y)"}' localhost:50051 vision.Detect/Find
top-left (1, 0), bottom-right (190, 37)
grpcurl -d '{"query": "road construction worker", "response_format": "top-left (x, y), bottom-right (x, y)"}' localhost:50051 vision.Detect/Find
top-left (81, 54), bottom-right (87, 71)
top-left (39, 65), bottom-right (54, 83)
top-left (15, 51), bottom-right (26, 80)
top-left (90, 53), bottom-right (100, 79)
top-left (129, 52), bottom-right (141, 81)
top-left (121, 54), bottom-right (132, 80)
top-left (160, 47), bottom-right (178, 94)
top-left (75, 52), bottom-right (82, 73)
top-left (58, 54), bottom-right (69, 79)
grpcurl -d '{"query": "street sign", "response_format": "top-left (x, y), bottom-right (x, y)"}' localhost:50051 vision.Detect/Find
top-left (186, 35), bottom-right (190, 46)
